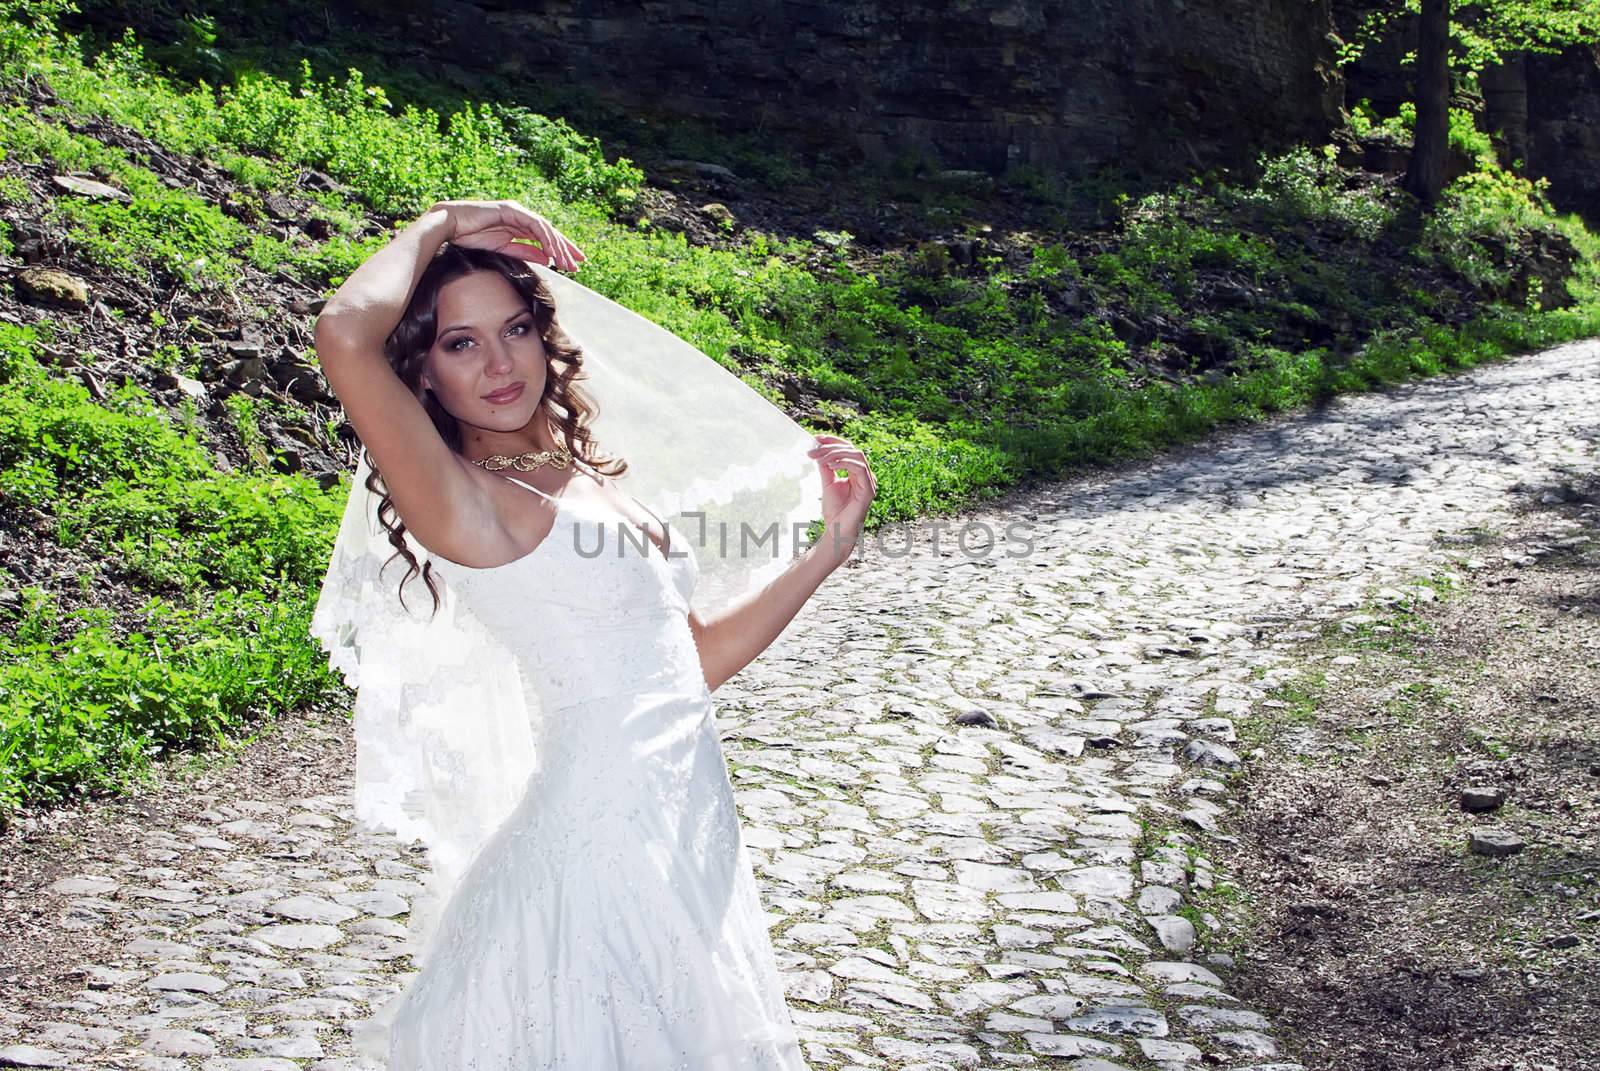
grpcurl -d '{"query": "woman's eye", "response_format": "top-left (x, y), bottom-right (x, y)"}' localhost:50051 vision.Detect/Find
top-left (509, 322), bottom-right (530, 337)
top-left (447, 336), bottom-right (471, 351)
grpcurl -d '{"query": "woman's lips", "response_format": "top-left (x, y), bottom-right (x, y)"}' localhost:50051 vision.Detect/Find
top-left (483, 382), bottom-right (525, 404)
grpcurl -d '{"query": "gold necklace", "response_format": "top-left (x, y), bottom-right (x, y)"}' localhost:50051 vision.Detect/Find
top-left (470, 443), bottom-right (574, 472)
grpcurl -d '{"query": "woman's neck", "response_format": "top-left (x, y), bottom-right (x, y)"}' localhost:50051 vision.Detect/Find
top-left (459, 416), bottom-right (565, 465)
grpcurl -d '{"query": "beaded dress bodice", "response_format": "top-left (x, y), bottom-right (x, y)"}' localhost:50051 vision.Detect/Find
top-left (429, 466), bottom-right (708, 774)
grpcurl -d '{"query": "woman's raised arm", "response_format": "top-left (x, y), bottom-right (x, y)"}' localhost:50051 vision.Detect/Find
top-left (313, 200), bottom-right (585, 561)
top-left (311, 206), bottom-right (493, 561)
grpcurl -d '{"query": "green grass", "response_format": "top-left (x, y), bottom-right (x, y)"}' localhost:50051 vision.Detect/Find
top-left (1274, 671), bottom-right (1327, 727)
top-left (0, 101), bottom-right (384, 291)
top-left (0, 319), bottom-right (345, 811)
top-left (1, 584), bottom-right (338, 809)
top-left (7, 1), bottom-right (1596, 529)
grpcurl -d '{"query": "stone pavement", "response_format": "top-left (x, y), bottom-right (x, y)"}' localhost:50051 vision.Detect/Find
top-left (4, 340), bottom-right (1597, 1070)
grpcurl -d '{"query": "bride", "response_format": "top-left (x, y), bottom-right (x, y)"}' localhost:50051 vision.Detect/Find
top-left (311, 198), bottom-right (876, 1068)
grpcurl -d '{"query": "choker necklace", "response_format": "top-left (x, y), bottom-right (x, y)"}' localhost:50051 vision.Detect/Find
top-left (471, 444), bottom-right (574, 472)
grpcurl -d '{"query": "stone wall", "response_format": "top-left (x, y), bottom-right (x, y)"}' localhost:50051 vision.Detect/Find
top-left (1515, 45), bottom-right (1600, 224)
top-left (421, 0), bottom-right (1343, 180)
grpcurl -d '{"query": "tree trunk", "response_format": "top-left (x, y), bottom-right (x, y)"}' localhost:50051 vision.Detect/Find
top-left (1404, 0), bottom-right (1452, 205)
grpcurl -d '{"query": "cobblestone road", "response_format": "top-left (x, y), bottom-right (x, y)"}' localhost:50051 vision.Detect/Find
top-left (4, 341), bottom-right (1597, 1070)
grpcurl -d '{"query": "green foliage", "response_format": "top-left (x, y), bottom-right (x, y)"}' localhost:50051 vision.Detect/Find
top-left (26, 24), bottom-right (642, 222)
top-left (1026, 243), bottom-right (1081, 281)
top-left (1103, 197), bottom-right (1282, 309)
top-left (52, 172), bottom-right (251, 289)
top-left (222, 391), bottom-right (266, 465)
top-left (1447, 107), bottom-right (1498, 169)
top-left (0, 5), bottom-right (649, 306)
top-left (0, 173), bottom-right (29, 207)
top-left (0, 363), bottom-right (213, 508)
top-left (1349, 98), bottom-right (1414, 142)
top-left (0, 350), bottom-right (341, 591)
top-left (1351, 99), bottom-right (1498, 166)
top-left (0, 342), bottom-right (345, 816)
top-left (1444, 0), bottom-right (1600, 72)
top-left (0, 100), bottom-right (125, 172)
top-left (1340, 95), bottom-right (1581, 296)
top-left (0, 320), bottom-right (37, 383)
top-left (1223, 145), bottom-right (1400, 240)
top-left (146, 11), bottom-right (227, 85)
top-left (492, 105), bottom-right (644, 214)
top-left (0, 585), bottom-right (339, 810)
top-left (1416, 166), bottom-right (1559, 288)
top-left (1338, 1), bottom-right (1600, 73)
top-left (833, 412), bottom-right (1016, 524)
top-left (58, 471), bottom-right (342, 592)
top-left (0, 0), bottom-right (74, 79)
top-left (0, 105), bottom-right (285, 292)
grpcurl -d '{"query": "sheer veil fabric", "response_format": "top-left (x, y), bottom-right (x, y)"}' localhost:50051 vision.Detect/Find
top-left (309, 261), bottom-right (824, 1012)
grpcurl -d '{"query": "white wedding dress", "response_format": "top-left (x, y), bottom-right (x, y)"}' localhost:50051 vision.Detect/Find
top-left (363, 460), bottom-right (810, 1070)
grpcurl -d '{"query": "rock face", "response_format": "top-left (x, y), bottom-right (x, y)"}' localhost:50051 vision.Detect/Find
top-left (432, 0), bottom-right (1343, 179)
top-left (1523, 44), bottom-right (1600, 225)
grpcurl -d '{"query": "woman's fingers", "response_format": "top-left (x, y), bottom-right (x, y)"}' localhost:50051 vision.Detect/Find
top-left (814, 453), bottom-right (873, 492)
top-left (808, 436), bottom-right (877, 494)
top-left (819, 456), bottom-right (870, 482)
top-left (507, 203), bottom-right (584, 270)
top-left (540, 232), bottom-right (581, 270)
top-left (807, 439), bottom-right (863, 465)
top-left (555, 227), bottom-right (585, 267)
top-left (439, 200), bottom-right (584, 269)
top-left (811, 435), bottom-right (863, 456)
top-left (506, 231), bottom-right (577, 271)
top-left (514, 210), bottom-right (558, 262)
top-left (500, 234), bottom-right (555, 266)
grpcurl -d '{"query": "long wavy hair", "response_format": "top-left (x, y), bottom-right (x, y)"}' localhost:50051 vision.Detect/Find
top-left (366, 245), bottom-right (627, 615)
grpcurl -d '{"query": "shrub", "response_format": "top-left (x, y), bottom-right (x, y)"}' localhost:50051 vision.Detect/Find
top-left (1224, 145), bottom-right (1400, 240)
top-left (0, 369), bottom-right (213, 508)
top-left (0, 586), bottom-right (339, 811)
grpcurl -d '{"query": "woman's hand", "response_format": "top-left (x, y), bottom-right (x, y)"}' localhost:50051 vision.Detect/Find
top-left (806, 434), bottom-right (877, 566)
top-left (429, 199), bottom-right (586, 271)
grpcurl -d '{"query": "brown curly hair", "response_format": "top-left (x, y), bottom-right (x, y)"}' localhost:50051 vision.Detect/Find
top-left (366, 244), bottom-right (626, 615)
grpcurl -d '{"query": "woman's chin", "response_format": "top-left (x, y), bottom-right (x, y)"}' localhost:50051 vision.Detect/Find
top-left (460, 407), bottom-right (543, 437)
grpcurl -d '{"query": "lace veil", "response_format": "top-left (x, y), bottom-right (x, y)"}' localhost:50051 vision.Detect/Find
top-left (308, 260), bottom-right (824, 975)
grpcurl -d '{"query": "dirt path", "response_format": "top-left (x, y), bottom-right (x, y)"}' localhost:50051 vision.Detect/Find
top-left (1222, 467), bottom-right (1599, 1071)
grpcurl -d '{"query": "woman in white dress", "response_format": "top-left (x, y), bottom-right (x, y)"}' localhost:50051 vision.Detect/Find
top-left (311, 199), bottom-right (876, 1068)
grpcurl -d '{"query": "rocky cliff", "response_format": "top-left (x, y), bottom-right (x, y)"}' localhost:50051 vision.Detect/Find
top-left (421, 0), bottom-right (1343, 180)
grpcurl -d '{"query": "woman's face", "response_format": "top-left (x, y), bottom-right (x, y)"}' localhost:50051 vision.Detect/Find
top-left (418, 270), bottom-right (548, 432)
